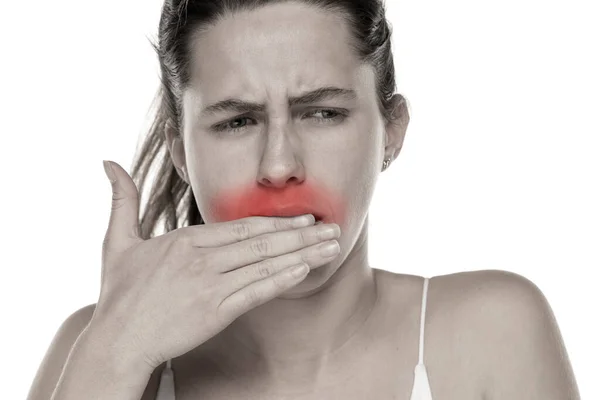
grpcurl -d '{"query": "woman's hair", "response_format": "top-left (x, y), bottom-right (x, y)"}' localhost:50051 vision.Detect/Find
top-left (131, 0), bottom-right (402, 240)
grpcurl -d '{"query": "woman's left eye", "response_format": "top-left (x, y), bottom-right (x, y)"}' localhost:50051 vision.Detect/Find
top-left (304, 108), bottom-right (347, 122)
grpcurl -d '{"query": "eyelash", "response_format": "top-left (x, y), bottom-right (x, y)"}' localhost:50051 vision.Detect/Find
top-left (212, 109), bottom-right (347, 134)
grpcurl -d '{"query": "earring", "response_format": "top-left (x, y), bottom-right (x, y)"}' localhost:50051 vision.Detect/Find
top-left (382, 158), bottom-right (391, 171)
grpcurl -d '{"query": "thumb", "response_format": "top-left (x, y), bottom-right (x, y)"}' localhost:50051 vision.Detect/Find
top-left (102, 160), bottom-right (143, 253)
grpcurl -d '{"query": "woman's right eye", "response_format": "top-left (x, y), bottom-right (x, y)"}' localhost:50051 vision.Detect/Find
top-left (212, 115), bottom-right (257, 134)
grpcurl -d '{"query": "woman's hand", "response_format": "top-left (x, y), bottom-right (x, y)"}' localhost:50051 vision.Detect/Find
top-left (90, 160), bottom-right (341, 372)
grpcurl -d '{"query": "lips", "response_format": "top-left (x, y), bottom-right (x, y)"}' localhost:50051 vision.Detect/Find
top-left (208, 180), bottom-right (347, 227)
top-left (258, 204), bottom-right (327, 225)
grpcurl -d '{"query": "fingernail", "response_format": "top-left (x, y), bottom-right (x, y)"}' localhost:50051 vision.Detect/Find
top-left (290, 263), bottom-right (309, 277)
top-left (103, 160), bottom-right (117, 184)
top-left (319, 240), bottom-right (340, 257)
top-left (292, 214), bottom-right (315, 228)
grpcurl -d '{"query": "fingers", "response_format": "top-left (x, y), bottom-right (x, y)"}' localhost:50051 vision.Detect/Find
top-left (216, 236), bottom-right (341, 321)
top-left (102, 160), bottom-right (143, 255)
top-left (210, 222), bottom-right (341, 273)
top-left (217, 262), bottom-right (312, 322)
top-left (176, 214), bottom-right (317, 248)
top-left (226, 237), bottom-right (340, 285)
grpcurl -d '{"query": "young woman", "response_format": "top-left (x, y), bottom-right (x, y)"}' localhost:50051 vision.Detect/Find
top-left (27, 0), bottom-right (580, 399)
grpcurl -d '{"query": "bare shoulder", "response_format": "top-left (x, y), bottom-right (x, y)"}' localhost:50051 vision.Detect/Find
top-left (375, 268), bottom-right (552, 334)
top-left (429, 268), bottom-right (545, 308)
top-left (375, 267), bottom-right (544, 308)
top-left (427, 268), bottom-right (558, 350)
top-left (428, 269), bottom-right (562, 342)
top-left (65, 303), bottom-right (97, 327)
top-left (26, 303), bottom-right (98, 400)
top-left (427, 269), bottom-right (580, 399)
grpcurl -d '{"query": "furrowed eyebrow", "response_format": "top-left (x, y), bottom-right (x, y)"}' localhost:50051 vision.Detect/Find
top-left (200, 86), bottom-right (357, 117)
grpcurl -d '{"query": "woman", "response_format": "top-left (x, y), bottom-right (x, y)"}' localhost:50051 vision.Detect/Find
top-left (27, 0), bottom-right (580, 399)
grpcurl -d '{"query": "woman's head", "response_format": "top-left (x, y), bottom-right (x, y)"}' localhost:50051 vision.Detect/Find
top-left (132, 0), bottom-right (409, 241)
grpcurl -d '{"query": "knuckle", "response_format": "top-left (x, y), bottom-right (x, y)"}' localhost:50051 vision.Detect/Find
top-left (215, 302), bottom-right (231, 326)
top-left (272, 271), bottom-right (289, 291)
top-left (244, 288), bottom-right (261, 308)
top-left (296, 228), bottom-right (309, 246)
top-left (250, 237), bottom-right (271, 258)
top-left (162, 235), bottom-right (180, 258)
top-left (190, 252), bottom-right (215, 272)
top-left (172, 228), bottom-right (189, 245)
top-left (180, 230), bottom-right (194, 246)
top-left (256, 260), bottom-right (275, 279)
top-left (296, 251), bottom-right (309, 265)
top-left (273, 217), bottom-right (286, 230)
top-left (231, 221), bottom-right (252, 241)
top-left (110, 193), bottom-right (127, 211)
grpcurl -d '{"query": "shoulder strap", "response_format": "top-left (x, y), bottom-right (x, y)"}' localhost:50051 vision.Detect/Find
top-left (418, 277), bottom-right (430, 364)
top-left (156, 359), bottom-right (176, 400)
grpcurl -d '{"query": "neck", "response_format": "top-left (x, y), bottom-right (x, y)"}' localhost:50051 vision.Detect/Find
top-left (204, 221), bottom-right (380, 393)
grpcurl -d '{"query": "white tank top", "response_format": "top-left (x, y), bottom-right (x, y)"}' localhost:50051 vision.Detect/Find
top-left (156, 277), bottom-right (433, 399)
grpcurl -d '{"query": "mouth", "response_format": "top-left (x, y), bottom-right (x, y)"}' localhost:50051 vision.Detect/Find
top-left (314, 215), bottom-right (324, 225)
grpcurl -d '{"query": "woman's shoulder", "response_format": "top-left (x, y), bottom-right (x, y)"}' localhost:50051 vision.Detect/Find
top-left (382, 269), bottom-right (574, 395)
top-left (431, 268), bottom-right (544, 299)
top-left (428, 269), bottom-right (572, 394)
top-left (433, 268), bottom-right (558, 338)
top-left (429, 268), bottom-right (549, 319)
top-left (27, 303), bottom-right (98, 400)
top-left (377, 267), bottom-right (546, 309)
top-left (379, 268), bottom-right (556, 355)
top-left (387, 268), bottom-right (553, 330)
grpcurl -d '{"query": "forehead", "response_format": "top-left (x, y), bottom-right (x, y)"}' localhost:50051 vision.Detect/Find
top-left (183, 2), bottom-right (373, 113)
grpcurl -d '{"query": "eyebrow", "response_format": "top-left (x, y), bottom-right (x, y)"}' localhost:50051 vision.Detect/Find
top-left (201, 86), bottom-right (357, 117)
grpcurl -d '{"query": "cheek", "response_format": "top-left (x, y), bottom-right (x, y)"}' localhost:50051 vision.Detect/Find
top-left (330, 134), bottom-right (380, 227)
top-left (325, 132), bottom-right (380, 191)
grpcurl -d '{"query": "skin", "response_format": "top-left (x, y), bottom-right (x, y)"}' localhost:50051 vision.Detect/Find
top-left (165, 0), bottom-right (406, 389)
top-left (157, 2), bottom-right (580, 399)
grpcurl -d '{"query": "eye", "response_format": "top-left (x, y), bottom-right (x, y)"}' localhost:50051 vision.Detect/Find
top-left (212, 115), bottom-right (257, 134)
top-left (303, 108), bottom-right (347, 124)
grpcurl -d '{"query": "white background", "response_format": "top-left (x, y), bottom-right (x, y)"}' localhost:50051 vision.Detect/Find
top-left (1, 0), bottom-right (597, 398)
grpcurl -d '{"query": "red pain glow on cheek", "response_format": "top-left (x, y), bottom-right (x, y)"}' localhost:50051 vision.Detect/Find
top-left (207, 181), bottom-right (347, 227)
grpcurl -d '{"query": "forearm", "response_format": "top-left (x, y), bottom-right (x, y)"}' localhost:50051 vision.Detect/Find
top-left (50, 324), bottom-right (152, 400)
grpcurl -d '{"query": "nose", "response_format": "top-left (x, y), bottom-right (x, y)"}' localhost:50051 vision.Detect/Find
top-left (256, 123), bottom-right (305, 189)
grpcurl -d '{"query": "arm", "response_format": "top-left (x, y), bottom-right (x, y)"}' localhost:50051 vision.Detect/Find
top-left (26, 304), bottom-right (96, 400)
top-left (475, 270), bottom-right (580, 399)
top-left (26, 304), bottom-right (154, 400)
top-left (49, 321), bottom-right (154, 400)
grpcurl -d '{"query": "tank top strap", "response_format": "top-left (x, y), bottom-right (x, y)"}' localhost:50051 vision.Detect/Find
top-left (409, 276), bottom-right (434, 400)
top-left (418, 277), bottom-right (430, 364)
top-left (156, 358), bottom-right (176, 400)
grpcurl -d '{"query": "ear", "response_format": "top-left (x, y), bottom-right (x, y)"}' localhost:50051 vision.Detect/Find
top-left (383, 94), bottom-right (410, 164)
top-left (164, 118), bottom-right (189, 184)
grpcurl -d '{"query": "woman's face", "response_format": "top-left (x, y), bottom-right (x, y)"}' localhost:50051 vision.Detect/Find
top-left (169, 2), bottom-right (406, 237)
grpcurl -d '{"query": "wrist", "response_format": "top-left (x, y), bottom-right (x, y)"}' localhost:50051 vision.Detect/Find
top-left (80, 319), bottom-right (156, 377)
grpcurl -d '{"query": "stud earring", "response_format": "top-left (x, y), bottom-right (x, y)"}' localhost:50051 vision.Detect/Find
top-left (382, 158), bottom-right (391, 171)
